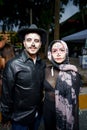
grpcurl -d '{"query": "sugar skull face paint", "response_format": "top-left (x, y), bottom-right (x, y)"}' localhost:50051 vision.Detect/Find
top-left (23, 33), bottom-right (42, 55)
top-left (51, 42), bottom-right (66, 63)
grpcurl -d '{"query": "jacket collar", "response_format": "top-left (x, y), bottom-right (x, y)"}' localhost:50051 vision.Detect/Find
top-left (21, 49), bottom-right (41, 63)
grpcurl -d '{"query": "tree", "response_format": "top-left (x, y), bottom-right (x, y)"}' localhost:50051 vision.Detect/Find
top-left (0, 0), bottom-right (70, 32)
top-left (73, 0), bottom-right (87, 28)
top-left (0, 0), bottom-right (70, 49)
top-left (54, 0), bottom-right (60, 39)
top-left (54, 0), bottom-right (71, 39)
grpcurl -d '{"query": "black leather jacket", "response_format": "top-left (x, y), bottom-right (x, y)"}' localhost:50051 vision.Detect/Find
top-left (1, 49), bottom-right (46, 125)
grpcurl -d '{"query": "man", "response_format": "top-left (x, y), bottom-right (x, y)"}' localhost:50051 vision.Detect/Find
top-left (1, 24), bottom-right (47, 130)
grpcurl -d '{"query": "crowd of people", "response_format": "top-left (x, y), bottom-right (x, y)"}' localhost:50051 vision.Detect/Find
top-left (0, 24), bottom-right (82, 130)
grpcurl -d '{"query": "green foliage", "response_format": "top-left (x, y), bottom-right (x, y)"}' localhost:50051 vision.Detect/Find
top-left (0, 0), bottom-right (4, 6)
top-left (61, 0), bottom-right (69, 5)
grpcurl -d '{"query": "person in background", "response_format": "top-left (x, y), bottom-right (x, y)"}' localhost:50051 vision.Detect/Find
top-left (43, 40), bottom-right (82, 130)
top-left (1, 24), bottom-right (47, 130)
top-left (0, 40), bottom-right (6, 123)
top-left (0, 43), bottom-right (15, 97)
top-left (1, 43), bottom-right (15, 64)
top-left (0, 43), bottom-right (15, 124)
top-left (0, 34), bottom-right (9, 80)
top-left (0, 34), bottom-right (6, 63)
top-left (0, 57), bottom-right (5, 104)
top-left (0, 34), bottom-right (7, 50)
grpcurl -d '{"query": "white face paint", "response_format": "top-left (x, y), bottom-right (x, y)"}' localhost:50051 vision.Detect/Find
top-left (23, 33), bottom-right (42, 57)
top-left (51, 42), bottom-right (66, 63)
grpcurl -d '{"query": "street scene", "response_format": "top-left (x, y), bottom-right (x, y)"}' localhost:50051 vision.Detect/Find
top-left (0, 0), bottom-right (87, 130)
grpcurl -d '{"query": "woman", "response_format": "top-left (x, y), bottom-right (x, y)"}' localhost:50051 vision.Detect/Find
top-left (43, 40), bottom-right (82, 130)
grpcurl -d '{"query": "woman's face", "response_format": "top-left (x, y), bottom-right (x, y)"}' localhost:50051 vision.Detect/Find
top-left (51, 42), bottom-right (66, 63)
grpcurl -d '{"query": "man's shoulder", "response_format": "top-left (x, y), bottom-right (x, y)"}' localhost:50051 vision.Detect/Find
top-left (39, 59), bottom-right (46, 68)
top-left (5, 53), bottom-right (22, 67)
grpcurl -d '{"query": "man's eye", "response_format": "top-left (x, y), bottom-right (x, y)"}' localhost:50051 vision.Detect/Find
top-left (26, 38), bottom-right (31, 42)
top-left (34, 39), bottom-right (40, 42)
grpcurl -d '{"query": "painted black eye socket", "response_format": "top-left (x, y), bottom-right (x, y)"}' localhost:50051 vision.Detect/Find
top-left (25, 38), bottom-right (40, 43)
top-left (25, 38), bottom-right (31, 42)
top-left (52, 48), bottom-right (65, 53)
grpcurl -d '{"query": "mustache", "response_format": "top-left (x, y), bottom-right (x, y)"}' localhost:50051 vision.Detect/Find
top-left (27, 45), bottom-right (37, 49)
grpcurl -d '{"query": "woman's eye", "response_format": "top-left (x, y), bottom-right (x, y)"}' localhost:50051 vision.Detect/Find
top-left (60, 49), bottom-right (65, 52)
top-left (52, 49), bottom-right (57, 53)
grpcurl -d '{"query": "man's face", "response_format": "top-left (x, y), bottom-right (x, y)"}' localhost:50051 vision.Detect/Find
top-left (51, 42), bottom-right (66, 63)
top-left (23, 33), bottom-right (42, 56)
